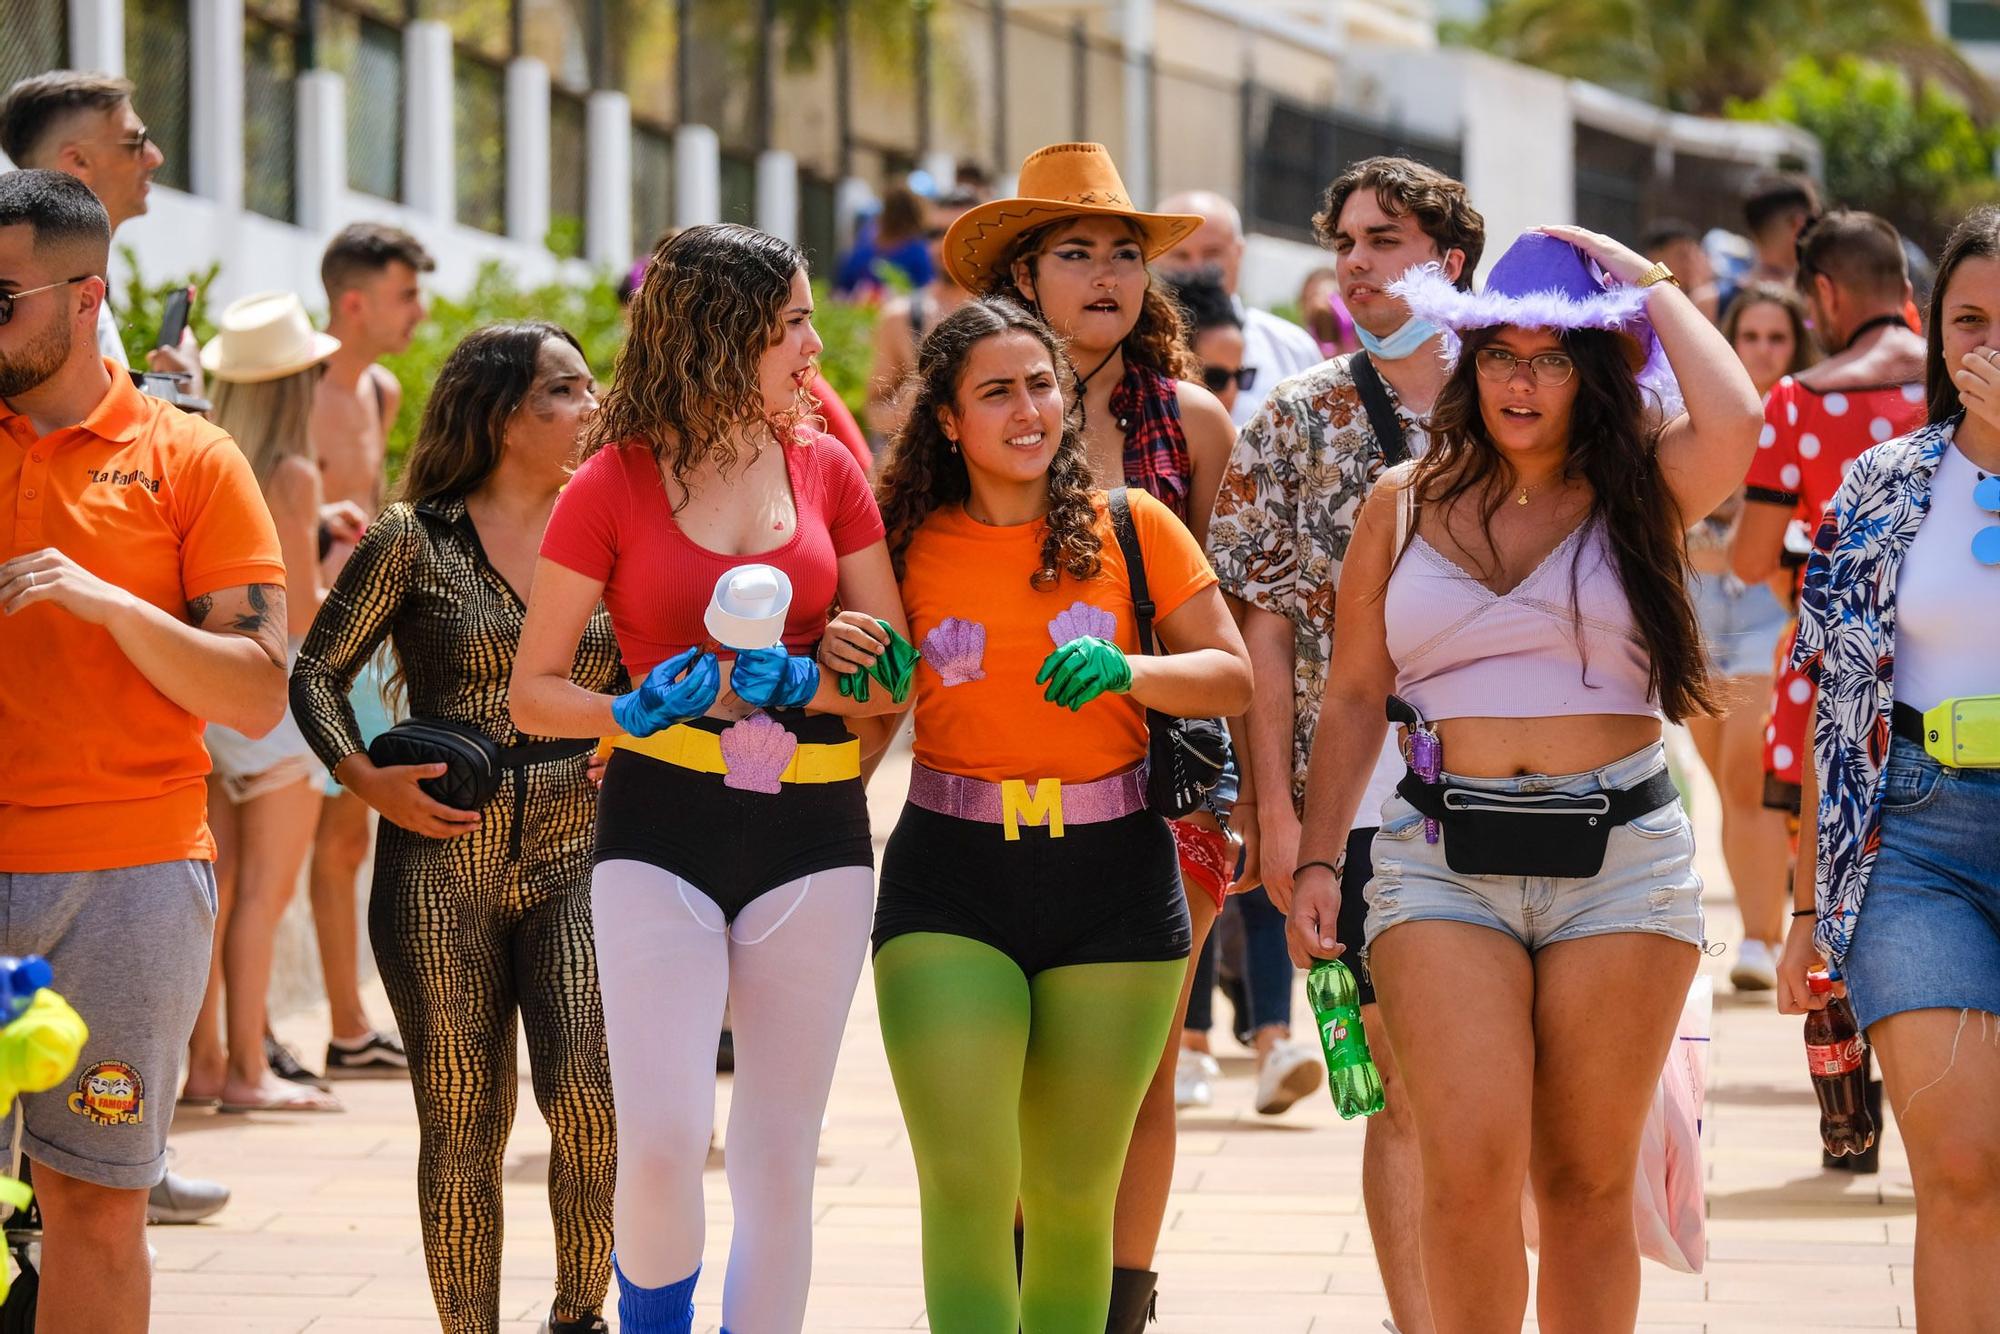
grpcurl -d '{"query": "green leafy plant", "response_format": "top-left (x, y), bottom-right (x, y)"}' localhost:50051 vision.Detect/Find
top-left (810, 282), bottom-right (880, 423)
top-left (115, 248), bottom-right (221, 368)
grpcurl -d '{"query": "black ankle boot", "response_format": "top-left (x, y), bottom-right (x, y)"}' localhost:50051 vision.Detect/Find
top-left (1106, 1267), bottom-right (1158, 1333)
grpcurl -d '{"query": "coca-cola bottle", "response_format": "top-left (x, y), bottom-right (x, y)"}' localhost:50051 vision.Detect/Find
top-left (1306, 959), bottom-right (1384, 1120)
top-left (1804, 973), bottom-right (1875, 1157)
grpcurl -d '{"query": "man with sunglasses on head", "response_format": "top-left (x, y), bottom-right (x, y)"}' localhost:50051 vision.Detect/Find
top-left (0, 170), bottom-right (289, 1331)
top-left (0, 70), bottom-right (201, 395)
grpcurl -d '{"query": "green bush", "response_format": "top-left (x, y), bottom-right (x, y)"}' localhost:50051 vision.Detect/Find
top-left (115, 248), bottom-right (222, 367)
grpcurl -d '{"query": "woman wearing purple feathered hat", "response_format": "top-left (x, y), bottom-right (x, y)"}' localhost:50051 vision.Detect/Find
top-left (1286, 224), bottom-right (1762, 1330)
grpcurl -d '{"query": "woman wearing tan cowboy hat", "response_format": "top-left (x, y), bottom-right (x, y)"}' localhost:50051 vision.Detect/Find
top-left (184, 291), bottom-right (365, 1115)
top-left (943, 141), bottom-right (1241, 1327)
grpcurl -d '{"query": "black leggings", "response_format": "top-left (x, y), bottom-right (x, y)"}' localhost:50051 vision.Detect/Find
top-left (370, 759), bottom-right (615, 1331)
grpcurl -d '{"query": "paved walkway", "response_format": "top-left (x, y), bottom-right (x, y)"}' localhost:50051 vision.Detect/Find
top-left (148, 735), bottom-right (1915, 1332)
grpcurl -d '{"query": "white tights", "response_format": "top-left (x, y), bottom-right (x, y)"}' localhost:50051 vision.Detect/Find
top-left (591, 859), bottom-right (874, 1333)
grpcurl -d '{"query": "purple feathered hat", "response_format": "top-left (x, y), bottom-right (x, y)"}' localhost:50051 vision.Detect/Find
top-left (1389, 231), bottom-right (1683, 418)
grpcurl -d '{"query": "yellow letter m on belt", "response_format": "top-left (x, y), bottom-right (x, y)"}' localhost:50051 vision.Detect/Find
top-left (1000, 778), bottom-right (1064, 841)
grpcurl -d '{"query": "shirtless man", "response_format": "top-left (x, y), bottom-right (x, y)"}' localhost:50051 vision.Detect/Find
top-left (298, 223), bottom-right (433, 1083)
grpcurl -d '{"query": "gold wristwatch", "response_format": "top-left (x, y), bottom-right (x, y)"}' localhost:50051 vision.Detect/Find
top-left (1636, 261), bottom-right (1680, 289)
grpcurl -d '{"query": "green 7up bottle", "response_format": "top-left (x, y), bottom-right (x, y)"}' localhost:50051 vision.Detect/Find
top-left (1307, 958), bottom-right (1384, 1120)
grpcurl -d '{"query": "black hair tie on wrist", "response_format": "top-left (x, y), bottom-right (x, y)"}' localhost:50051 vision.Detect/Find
top-left (1791, 908), bottom-right (1817, 918)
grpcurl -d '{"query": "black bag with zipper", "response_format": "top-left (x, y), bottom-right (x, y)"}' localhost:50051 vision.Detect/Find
top-left (367, 718), bottom-right (592, 813)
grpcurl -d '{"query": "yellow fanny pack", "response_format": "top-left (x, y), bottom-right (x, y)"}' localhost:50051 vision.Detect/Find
top-left (607, 723), bottom-right (861, 784)
top-left (1898, 695), bottom-right (2000, 768)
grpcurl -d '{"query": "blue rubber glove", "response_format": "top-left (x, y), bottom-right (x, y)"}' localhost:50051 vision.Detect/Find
top-left (611, 646), bottom-right (722, 737)
top-left (729, 646), bottom-right (821, 710)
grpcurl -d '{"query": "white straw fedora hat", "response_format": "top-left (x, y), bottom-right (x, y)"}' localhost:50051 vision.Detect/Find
top-left (200, 291), bottom-right (341, 383)
top-left (705, 564), bottom-right (794, 652)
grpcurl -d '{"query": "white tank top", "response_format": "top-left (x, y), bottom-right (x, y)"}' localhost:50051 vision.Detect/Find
top-left (1893, 442), bottom-right (2000, 709)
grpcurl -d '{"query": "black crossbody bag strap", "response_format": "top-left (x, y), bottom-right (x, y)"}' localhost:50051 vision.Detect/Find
top-left (1351, 351), bottom-right (1410, 468)
top-left (1107, 487), bottom-right (1156, 654)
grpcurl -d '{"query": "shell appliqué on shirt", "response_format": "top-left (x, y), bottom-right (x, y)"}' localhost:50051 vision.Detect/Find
top-left (922, 617), bottom-right (988, 686)
top-left (1047, 601), bottom-right (1116, 647)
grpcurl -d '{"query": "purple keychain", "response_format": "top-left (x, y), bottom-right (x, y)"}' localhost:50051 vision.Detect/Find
top-left (1408, 725), bottom-right (1443, 845)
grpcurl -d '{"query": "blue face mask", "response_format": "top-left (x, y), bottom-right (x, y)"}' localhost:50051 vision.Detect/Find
top-left (1356, 314), bottom-right (1442, 362)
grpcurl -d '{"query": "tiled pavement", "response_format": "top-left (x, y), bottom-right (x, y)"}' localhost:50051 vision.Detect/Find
top-left (148, 734), bottom-right (1915, 1331)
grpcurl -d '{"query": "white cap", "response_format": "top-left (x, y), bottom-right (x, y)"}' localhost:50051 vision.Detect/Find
top-left (704, 564), bottom-right (793, 651)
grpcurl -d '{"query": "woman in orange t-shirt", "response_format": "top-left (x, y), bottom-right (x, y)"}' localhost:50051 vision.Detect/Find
top-left (827, 297), bottom-right (1251, 1326)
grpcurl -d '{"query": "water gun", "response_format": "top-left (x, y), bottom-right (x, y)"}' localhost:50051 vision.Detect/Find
top-left (0, 957), bottom-right (89, 1302)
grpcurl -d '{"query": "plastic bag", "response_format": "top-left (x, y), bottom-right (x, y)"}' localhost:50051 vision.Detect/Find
top-left (1523, 976), bottom-right (1710, 1274)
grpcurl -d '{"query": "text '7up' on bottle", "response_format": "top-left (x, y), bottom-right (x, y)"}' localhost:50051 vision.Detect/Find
top-left (1306, 958), bottom-right (1384, 1120)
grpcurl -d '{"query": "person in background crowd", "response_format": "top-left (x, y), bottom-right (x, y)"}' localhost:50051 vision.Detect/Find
top-left (1291, 223), bottom-right (1762, 1332)
top-left (1643, 219), bottom-right (1722, 323)
top-left (1779, 206), bottom-right (2000, 1332)
top-left (0, 169), bottom-right (289, 1330)
top-left (867, 188), bottom-right (980, 442)
top-left (1209, 154), bottom-right (1486, 1334)
top-left (1681, 282), bottom-right (1814, 993)
top-left (835, 183), bottom-right (934, 299)
top-left (182, 293), bottom-right (353, 1114)
top-left (1163, 271), bottom-right (1251, 417)
top-left (295, 320), bottom-right (622, 1334)
top-left (1742, 171), bottom-right (1822, 290)
top-left (1157, 188), bottom-right (1326, 427)
top-left (298, 222), bottom-right (436, 1091)
top-left (0, 69), bottom-right (202, 392)
top-left (1299, 265), bottom-right (1359, 359)
top-left (955, 160), bottom-right (996, 202)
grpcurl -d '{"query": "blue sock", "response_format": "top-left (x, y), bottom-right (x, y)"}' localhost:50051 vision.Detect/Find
top-left (613, 1255), bottom-right (698, 1334)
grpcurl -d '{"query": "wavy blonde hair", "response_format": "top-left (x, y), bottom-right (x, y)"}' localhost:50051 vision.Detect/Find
top-left (582, 223), bottom-right (818, 497)
top-left (210, 366), bottom-right (322, 491)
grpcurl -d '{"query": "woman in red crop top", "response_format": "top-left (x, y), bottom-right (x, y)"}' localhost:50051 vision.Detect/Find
top-left (509, 225), bottom-right (911, 1334)
top-left (1288, 228), bottom-right (1763, 1331)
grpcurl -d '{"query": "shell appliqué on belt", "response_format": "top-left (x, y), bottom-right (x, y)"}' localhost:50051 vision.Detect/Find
top-left (718, 711), bottom-right (798, 793)
top-left (922, 617), bottom-right (988, 686)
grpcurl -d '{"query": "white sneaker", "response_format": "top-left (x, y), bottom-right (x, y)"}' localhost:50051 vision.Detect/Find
top-left (1254, 1038), bottom-right (1323, 1116)
top-left (1174, 1050), bottom-right (1219, 1109)
top-left (1731, 939), bottom-right (1778, 993)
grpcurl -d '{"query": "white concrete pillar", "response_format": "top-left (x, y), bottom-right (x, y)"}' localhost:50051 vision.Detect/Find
top-left (585, 91), bottom-right (633, 267)
top-left (189, 0), bottom-right (244, 210)
top-left (68, 0), bottom-right (123, 76)
top-left (674, 123), bottom-right (721, 230)
top-left (295, 70), bottom-right (347, 235)
top-left (755, 149), bottom-right (798, 244)
top-left (403, 20), bottom-right (455, 225)
top-left (835, 174), bottom-right (874, 251)
top-left (505, 58), bottom-right (551, 248)
top-left (1120, 0), bottom-right (1155, 205)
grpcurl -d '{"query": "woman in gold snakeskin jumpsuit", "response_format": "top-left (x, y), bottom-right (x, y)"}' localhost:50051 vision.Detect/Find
top-left (292, 323), bottom-right (623, 1334)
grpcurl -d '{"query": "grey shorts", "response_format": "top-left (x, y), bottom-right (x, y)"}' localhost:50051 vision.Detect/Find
top-left (1362, 743), bottom-right (1706, 957)
top-left (0, 860), bottom-right (217, 1189)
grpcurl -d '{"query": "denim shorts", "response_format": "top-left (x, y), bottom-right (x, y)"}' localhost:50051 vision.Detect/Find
top-left (1362, 743), bottom-right (1705, 956)
top-left (1841, 735), bottom-right (2000, 1031)
top-left (1690, 570), bottom-right (1789, 679)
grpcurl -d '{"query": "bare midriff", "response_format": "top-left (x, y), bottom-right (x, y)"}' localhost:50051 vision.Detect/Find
top-left (1414, 714), bottom-right (1666, 780)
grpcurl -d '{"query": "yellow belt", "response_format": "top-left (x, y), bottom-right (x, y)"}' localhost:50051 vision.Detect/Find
top-left (608, 724), bottom-right (861, 784)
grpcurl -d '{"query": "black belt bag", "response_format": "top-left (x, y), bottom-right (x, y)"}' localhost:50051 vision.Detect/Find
top-left (367, 719), bottom-right (594, 812)
top-left (1394, 767), bottom-right (1682, 879)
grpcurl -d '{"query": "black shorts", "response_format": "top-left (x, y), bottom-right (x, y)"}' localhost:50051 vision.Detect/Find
top-left (1341, 825), bottom-right (1378, 1007)
top-left (873, 802), bottom-right (1192, 976)
top-left (594, 713), bottom-right (873, 922)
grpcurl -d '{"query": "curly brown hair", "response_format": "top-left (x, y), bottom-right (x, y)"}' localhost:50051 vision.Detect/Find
top-left (1417, 326), bottom-right (1716, 723)
top-left (1315, 157), bottom-right (1484, 292)
top-left (581, 223), bottom-right (816, 500)
top-left (876, 297), bottom-right (1105, 590)
top-left (984, 218), bottom-right (1199, 381)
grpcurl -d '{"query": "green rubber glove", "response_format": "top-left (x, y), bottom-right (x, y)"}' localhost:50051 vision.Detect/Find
top-left (838, 620), bottom-right (921, 705)
top-left (1035, 636), bottom-right (1133, 711)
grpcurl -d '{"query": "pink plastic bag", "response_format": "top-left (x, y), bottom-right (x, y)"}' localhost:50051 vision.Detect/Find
top-left (1523, 977), bottom-right (1710, 1274)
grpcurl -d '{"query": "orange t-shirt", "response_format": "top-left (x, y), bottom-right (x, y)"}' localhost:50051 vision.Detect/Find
top-left (0, 364), bottom-right (286, 872)
top-left (900, 488), bottom-right (1217, 784)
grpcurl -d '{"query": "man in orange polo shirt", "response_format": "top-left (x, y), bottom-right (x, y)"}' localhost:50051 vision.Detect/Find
top-left (0, 170), bottom-right (288, 1331)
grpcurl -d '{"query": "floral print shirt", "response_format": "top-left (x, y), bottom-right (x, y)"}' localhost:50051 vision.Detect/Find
top-left (1206, 355), bottom-right (1420, 806)
top-left (1791, 417), bottom-right (1954, 968)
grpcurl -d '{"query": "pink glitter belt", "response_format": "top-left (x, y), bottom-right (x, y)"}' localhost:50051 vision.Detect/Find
top-left (907, 762), bottom-right (1150, 841)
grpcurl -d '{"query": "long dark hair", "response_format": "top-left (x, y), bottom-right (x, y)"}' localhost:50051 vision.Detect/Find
top-left (876, 297), bottom-right (1104, 589)
top-left (987, 218), bottom-right (1199, 382)
top-left (583, 223), bottom-right (816, 493)
top-left (1926, 206), bottom-right (2000, 424)
top-left (398, 321), bottom-right (582, 505)
top-left (1419, 326), bottom-right (1717, 722)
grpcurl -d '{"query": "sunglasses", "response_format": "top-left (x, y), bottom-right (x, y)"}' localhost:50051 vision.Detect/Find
top-left (0, 275), bottom-right (92, 326)
top-left (1203, 365), bottom-right (1256, 394)
top-left (1474, 347), bottom-right (1576, 387)
top-left (1975, 472), bottom-right (2000, 566)
top-left (81, 128), bottom-right (153, 157)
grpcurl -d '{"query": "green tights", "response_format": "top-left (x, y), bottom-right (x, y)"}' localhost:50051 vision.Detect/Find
top-left (875, 932), bottom-right (1185, 1333)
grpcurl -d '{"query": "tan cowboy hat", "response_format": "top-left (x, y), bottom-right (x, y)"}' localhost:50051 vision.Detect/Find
top-left (200, 291), bottom-right (341, 383)
top-left (942, 142), bottom-right (1203, 292)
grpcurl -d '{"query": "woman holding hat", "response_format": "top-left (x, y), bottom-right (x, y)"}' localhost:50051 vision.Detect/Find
top-left (940, 144), bottom-right (1243, 1309)
top-left (1285, 227), bottom-right (1762, 1330)
top-left (509, 224), bottom-right (910, 1334)
top-left (293, 322), bottom-right (624, 1334)
top-left (183, 291), bottom-right (354, 1115)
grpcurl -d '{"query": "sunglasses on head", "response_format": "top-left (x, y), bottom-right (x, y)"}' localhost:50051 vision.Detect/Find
top-left (1974, 472), bottom-right (2000, 566)
top-left (0, 275), bottom-right (92, 326)
top-left (1203, 365), bottom-right (1256, 394)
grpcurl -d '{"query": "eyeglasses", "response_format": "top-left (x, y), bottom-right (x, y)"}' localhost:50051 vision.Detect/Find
top-left (81, 128), bottom-right (152, 157)
top-left (1474, 347), bottom-right (1576, 387)
top-left (1974, 472), bottom-right (2000, 566)
top-left (0, 275), bottom-right (93, 326)
top-left (1202, 365), bottom-right (1257, 394)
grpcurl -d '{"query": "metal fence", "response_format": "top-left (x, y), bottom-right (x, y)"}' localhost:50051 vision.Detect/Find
top-left (1245, 89), bottom-right (1463, 243)
top-left (1573, 124), bottom-right (1651, 246)
top-left (244, 4), bottom-right (299, 222)
top-left (631, 117), bottom-right (673, 250)
top-left (0, 0), bottom-right (64, 107)
top-left (549, 85), bottom-right (587, 254)
top-left (454, 47), bottom-right (506, 235)
top-left (323, 3), bottom-right (405, 202)
top-left (125, 0), bottom-right (191, 191)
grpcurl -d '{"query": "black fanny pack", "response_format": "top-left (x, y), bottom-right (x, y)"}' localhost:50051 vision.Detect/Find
top-left (367, 719), bottom-right (593, 811)
top-left (1394, 766), bottom-right (1682, 878)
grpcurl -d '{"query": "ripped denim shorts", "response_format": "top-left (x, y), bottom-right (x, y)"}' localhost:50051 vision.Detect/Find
top-left (1361, 742), bottom-right (1705, 956)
